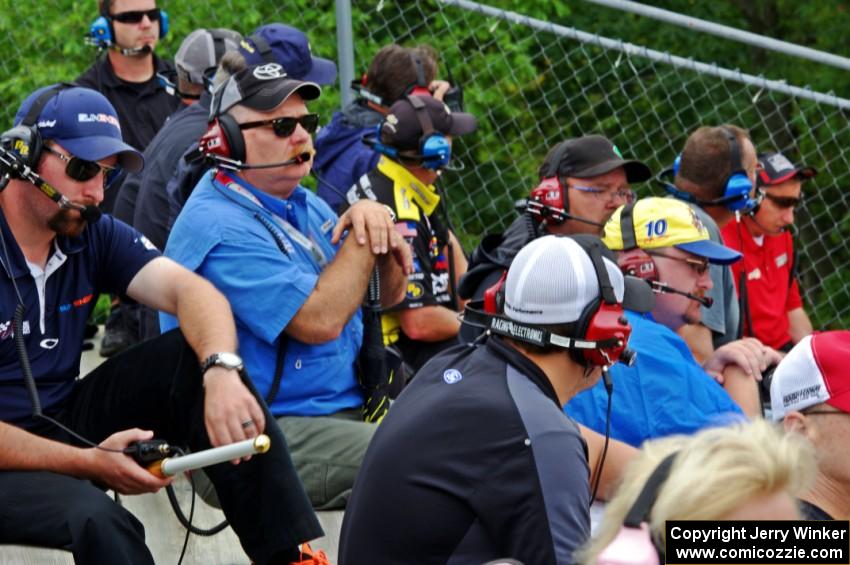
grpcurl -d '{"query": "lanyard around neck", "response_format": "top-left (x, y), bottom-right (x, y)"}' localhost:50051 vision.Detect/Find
top-left (214, 171), bottom-right (329, 269)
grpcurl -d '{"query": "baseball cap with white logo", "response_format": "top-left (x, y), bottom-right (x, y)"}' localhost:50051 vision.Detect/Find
top-left (14, 85), bottom-right (142, 171)
top-left (769, 331), bottom-right (850, 420)
top-left (210, 63), bottom-right (321, 118)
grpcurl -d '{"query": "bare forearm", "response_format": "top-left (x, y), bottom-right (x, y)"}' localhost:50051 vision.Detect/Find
top-left (174, 276), bottom-right (238, 361)
top-left (378, 252), bottom-right (406, 308)
top-left (287, 235), bottom-right (376, 343)
top-left (677, 323), bottom-right (714, 364)
top-left (398, 305), bottom-right (460, 342)
top-left (0, 422), bottom-right (89, 477)
top-left (722, 365), bottom-right (761, 418)
top-left (448, 232), bottom-right (468, 302)
top-left (579, 423), bottom-right (637, 501)
top-left (787, 307), bottom-right (813, 344)
top-left (127, 257), bottom-right (238, 361)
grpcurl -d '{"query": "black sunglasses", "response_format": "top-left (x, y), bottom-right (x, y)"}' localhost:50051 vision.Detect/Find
top-left (44, 146), bottom-right (116, 182)
top-left (763, 192), bottom-right (803, 210)
top-left (237, 114), bottom-right (320, 138)
top-left (111, 8), bottom-right (160, 24)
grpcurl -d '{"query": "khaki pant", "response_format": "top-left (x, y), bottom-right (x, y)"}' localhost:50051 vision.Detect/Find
top-left (196, 408), bottom-right (376, 510)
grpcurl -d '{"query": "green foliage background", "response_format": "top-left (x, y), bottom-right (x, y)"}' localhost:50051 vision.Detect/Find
top-left (2, 0), bottom-right (850, 329)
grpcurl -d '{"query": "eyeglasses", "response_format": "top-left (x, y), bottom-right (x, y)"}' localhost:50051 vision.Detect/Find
top-left (111, 8), bottom-right (160, 23)
top-left (763, 192), bottom-right (803, 210)
top-left (646, 250), bottom-right (709, 276)
top-left (44, 146), bottom-right (116, 182)
top-left (568, 184), bottom-right (636, 204)
top-left (802, 409), bottom-right (850, 417)
top-left (238, 114), bottom-right (320, 138)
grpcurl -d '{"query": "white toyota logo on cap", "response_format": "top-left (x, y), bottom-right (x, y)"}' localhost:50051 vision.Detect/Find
top-left (253, 63), bottom-right (287, 80)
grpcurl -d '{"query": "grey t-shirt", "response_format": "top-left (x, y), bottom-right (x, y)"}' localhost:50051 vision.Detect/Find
top-left (692, 205), bottom-right (739, 347)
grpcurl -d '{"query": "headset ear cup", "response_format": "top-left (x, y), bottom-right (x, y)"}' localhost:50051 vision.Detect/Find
top-left (0, 126), bottom-right (42, 171)
top-left (89, 16), bottom-right (113, 48)
top-left (583, 303), bottom-right (632, 367)
top-left (725, 173), bottom-right (754, 211)
top-left (572, 297), bottom-right (601, 366)
top-left (217, 114), bottom-right (245, 163)
top-left (420, 133), bottom-right (450, 170)
top-left (158, 10), bottom-right (169, 38)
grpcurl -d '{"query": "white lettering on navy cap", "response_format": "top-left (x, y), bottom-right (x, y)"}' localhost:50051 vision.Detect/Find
top-left (77, 113), bottom-right (121, 128)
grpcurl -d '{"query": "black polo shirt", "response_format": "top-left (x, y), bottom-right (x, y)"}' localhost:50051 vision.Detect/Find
top-left (339, 337), bottom-right (591, 564)
top-left (76, 54), bottom-right (180, 152)
top-left (0, 212), bottom-right (160, 429)
top-left (76, 54), bottom-right (181, 213)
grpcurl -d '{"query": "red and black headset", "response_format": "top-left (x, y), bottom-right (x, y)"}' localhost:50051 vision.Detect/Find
top-left (484, 236), bottom-right (635, 369)
top-left (519, 141), bottom-right (605, 229)
top-left (196, 64), bottom-right (313, 171)
top-left (405, 51), bottom-right (434, 98)
top-left (524, 140), bottom-right (572, 226)
top-left (616, 202), bottom-right (713, 307)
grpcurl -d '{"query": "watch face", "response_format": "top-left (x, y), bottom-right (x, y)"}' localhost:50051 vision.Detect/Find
top-left (217, 352), bottom-right (242, 368)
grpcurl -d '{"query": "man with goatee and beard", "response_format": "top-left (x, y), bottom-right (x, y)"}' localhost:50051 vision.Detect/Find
top-left (0, 85), bottom-right (324, 564)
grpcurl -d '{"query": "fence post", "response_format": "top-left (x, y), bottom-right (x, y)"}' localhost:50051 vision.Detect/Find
top-left (335, 0), bottom-right (356, 107)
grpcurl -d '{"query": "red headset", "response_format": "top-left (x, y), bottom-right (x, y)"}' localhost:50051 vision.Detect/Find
top-left (484, 235), bottom-right (635, 368)
top-left (615, 202), bottom-right (659, 282)
top-left (526, 141), bottom-right (571, 226)
top-left (199, 113), bottom-right (246, 166)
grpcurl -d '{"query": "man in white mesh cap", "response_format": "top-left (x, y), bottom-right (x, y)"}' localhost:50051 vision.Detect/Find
top-left (339, 234), bottom-right (654, 564)
top-left (770, 330), bottom-right (850, 521)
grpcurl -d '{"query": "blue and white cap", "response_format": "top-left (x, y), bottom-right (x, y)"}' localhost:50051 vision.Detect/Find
top-left (14, 85), bottom-right (143, 172)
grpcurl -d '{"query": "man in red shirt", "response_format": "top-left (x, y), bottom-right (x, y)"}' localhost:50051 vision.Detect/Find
top-left (721, 151), bottom-right (816, 351)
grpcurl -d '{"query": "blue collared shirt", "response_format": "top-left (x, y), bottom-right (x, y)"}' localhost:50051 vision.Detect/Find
top-left (162, 171), bottom-right (364, 416)
top-left (565, 310), bottom-right (745, 447)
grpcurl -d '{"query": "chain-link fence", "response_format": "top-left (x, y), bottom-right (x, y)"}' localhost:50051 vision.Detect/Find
top-left (2, 0), bottom-right (849, 330)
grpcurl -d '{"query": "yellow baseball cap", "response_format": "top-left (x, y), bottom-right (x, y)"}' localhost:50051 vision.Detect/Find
top-left (603, 197), bottom-right (742, 265)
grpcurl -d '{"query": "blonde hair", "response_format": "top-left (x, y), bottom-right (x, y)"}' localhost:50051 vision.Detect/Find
top-left (579, 420), bottom-right (815, 564)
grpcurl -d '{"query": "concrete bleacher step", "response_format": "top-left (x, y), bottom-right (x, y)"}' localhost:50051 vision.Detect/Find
top-left (0, 478), bottom-right (343, 564)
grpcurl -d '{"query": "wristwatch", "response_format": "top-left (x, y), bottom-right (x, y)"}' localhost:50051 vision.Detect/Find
top-left (201, 352), bottom-right (244, 374)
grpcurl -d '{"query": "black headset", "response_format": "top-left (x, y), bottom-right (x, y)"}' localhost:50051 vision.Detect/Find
top-left (405, 51), bottom-right (432, 98)
top-left (0, 84), bottom-right (76, 180)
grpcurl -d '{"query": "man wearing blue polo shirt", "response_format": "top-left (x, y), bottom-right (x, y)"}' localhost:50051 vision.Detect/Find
top-left (163, 64), bottom-right (410, 509)
top-left (0, 85), bottom-right (322, 564)
top-left (567, 198), bottom-right (781, 446)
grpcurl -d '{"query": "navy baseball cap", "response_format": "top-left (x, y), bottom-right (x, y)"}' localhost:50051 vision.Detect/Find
top-left (239, 24), bottom-right (337, 85)
top-left (14, 85), bottom-right (143, 172)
